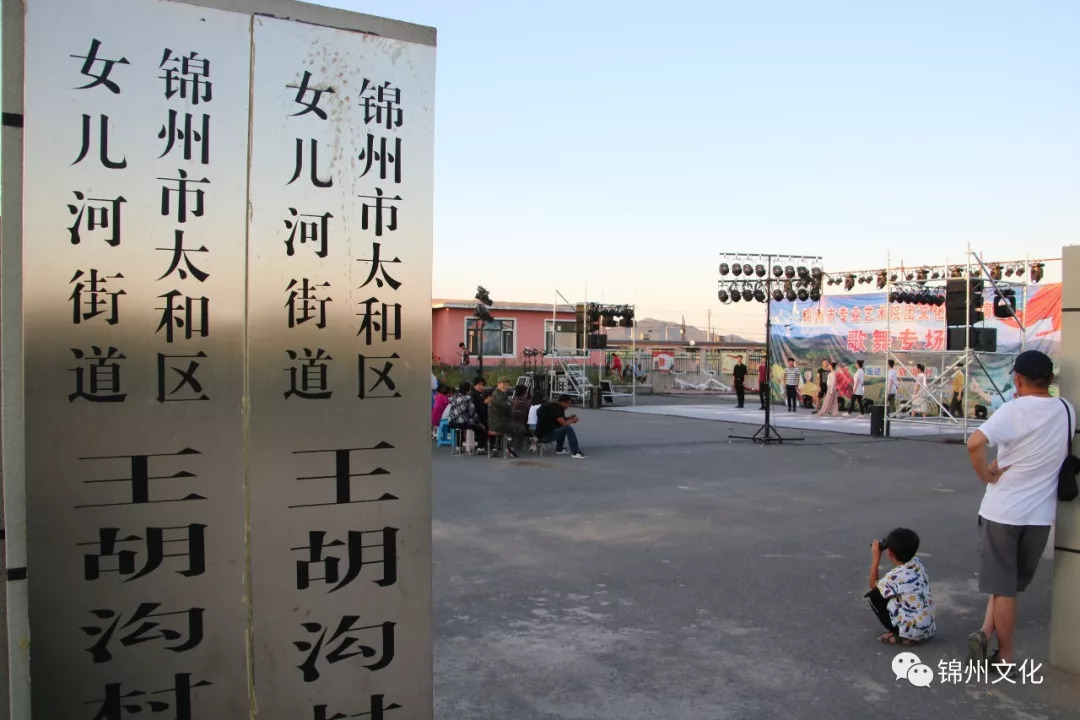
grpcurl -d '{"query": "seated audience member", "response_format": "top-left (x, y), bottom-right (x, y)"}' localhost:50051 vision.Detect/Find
top-left (431, 384), bottom-right (452, 428)
top-left (489, 377), bottom-right (530, 457)
top-left (536, 394), bottom-right (588, 459)
top-left (866, 527), bottom-right (936, 646)
top-left (470, 377), bottom-right (490, 453)
top-left (448, 382), bottom-right (483, 449)
top-left (510, 384), bottom-right (532, 425)
top-left (527, 390), bottom-right (545, 432)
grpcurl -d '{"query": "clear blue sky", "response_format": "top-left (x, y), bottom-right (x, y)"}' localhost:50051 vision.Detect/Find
top-left (342, 0), bottom-right (1080, 337)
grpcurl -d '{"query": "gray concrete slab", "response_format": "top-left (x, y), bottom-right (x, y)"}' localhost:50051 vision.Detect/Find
top-left (433, 408), bottom-right (1080, 720)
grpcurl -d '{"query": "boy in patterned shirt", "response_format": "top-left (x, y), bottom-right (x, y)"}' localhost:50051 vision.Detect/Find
top-left (866, 527), bottom-right (936, 645)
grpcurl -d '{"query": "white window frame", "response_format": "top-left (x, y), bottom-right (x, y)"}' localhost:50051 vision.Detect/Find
top-left (464, 317), bottom-right (517, 358)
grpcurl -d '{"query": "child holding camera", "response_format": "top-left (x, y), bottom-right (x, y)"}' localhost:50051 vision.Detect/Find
top-left (866, 528), bottom-right (936, 645)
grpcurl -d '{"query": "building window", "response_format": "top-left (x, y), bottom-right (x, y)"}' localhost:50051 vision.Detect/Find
top-left (465, 318), bottom-right (515, 357)
top-left (544, 319), bottom-right (579, 352)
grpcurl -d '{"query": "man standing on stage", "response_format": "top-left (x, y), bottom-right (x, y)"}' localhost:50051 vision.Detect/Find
top-left (758, 359), bottom-right (769, 410)
top-left (886, 358), bottom-right (899, 414)
top-left (733, 355), bottom-right (748, 408)
top-left (850, 360), bottom-right (865, 415)
top-left (784, 357), bottom-right (800, 412)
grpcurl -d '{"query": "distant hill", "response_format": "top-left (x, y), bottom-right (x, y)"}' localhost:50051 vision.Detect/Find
top-left (606, 317), bottom-right (752, 344)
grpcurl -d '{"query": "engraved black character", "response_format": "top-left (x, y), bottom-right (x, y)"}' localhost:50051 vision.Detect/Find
top-left (159, 49), bottom-right (212, 104)
top-left (288, 139), bottom-right (333, 187)
top-left (294, 616), bottom-right (396, 682)
top-left (71, 39), bottom-right (129, 94)
top-left (159, 111), bottom-right (210, 164)
top-left (356, 298), bottom-right (401, 345)
top-left (358, 353), bottom-right (402, 400)
top-left (358, 188), bottom-right (400, 237)
top-left (289, 444), bottom-right (397, 508)
top-left (159, 169), bottom-right (209, 223)
top-left (74, 447), bottom-right (205, 509)
top-left (358, 134), bottom-right (401, 183)
top-left (289, 70), bottom-right (336, 120)
top-left (68, 191), bottom-right (126, 247)
top-left (286, 279), bottom-right (332, 329)
top-left (70, 269), bottom-right (125, 325)
top-left (157, 352), bottom-right (209, 402)
top-left (157, 230), bottom-right (210, 283)
top-left (81, 524), bottom-right (206, 582)
top-left (314, 696), bottom-right (402, 720)
top-left (285, 209), bottom-right (332, 258)
top-left (285, 348), bottom-right (332, 400)
top-left (294, 528), bottom-right (397, 592)
top-left (81, 603), bottom-right (204, 663)
top-left (84, 673), bottom-right (211, 720)
top-left (358, 79), bottom-right (403, 130)
top-left (74, 114), bottom-right (127, 169)
top-left (357, 242), bottom-right (402, 290)
top-left (70, 346), bottom-right (127, 403)
top-left (157, 291), bottom-right (210, 343)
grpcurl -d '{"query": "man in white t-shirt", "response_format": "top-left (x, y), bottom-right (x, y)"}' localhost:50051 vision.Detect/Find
top-left (886, 359), bottom-right (898, 414)
top-left (849, 360), bottom-right (865, 415)
top-left (965, 350), bottom-right (1074, 668)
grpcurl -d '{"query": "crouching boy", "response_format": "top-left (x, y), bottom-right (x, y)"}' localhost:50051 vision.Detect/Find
top-left (866, 527), bottom-right (936, 645)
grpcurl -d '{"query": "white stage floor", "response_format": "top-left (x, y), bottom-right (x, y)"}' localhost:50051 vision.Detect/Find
top-left (610, 404), bottom-right (970, 439)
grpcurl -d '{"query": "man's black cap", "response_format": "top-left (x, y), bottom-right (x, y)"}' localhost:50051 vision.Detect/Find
top-left (1011, 350), bottom-right (1054, 382)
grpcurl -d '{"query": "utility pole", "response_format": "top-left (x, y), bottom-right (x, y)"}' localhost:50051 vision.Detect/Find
top-left (474, 286), bottom-right (494, 378)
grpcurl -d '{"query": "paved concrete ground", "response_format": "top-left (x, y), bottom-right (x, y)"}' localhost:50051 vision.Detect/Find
top-left (432, 405), bottom-right (1080, 720)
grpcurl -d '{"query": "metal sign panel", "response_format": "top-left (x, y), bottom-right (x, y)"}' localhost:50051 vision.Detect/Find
top-left (16, 0), bottom-right (434, 717)
top-left (246, 15), bottom-right (434, 718)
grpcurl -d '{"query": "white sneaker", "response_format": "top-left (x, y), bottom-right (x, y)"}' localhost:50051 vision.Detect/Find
top-left (555, 449), bottom-right (570, 455)
top-left (572, 452), bottom-right (588, 459)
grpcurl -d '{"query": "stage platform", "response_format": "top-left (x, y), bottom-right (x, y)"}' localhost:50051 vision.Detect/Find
top-left (609, 403), bottom-right (972, 439)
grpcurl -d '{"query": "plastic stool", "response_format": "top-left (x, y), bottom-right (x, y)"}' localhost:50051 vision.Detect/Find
top-left (436, 419), bottom-right (454, 447)
top-left (488, 431), bottom-right (509, 459)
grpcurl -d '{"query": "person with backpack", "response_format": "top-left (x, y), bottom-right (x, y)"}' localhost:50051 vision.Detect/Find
top-left (965, 350), bottom-right (1076, 670)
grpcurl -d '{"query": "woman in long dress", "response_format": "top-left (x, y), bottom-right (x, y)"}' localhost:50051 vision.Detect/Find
top-left (818, 361), bottom-right (841, 417)
top-left (912, 364), bottom-right (929, 416)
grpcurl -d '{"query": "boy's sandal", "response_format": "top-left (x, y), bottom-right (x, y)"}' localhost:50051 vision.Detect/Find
top-left (876, 632), bottom-right (917, 646)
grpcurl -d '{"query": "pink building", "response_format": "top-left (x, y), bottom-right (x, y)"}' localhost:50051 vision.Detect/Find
top-left (432, 299), bottom-right (578, 366)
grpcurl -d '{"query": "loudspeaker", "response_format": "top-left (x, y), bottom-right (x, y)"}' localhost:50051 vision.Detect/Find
top-left (586, 333), bottom-right (608, 350)
top-left (946, 278), bottom-right (984, 326)
top-left (947, 327), bottom-right (997, 352)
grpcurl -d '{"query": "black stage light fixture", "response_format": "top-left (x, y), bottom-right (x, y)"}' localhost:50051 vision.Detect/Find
top-left (784, 265), bottom-right (795, 279)
top-left (719, 263), bottom-right (730, 276)
top-left (741, 287), bottom-right (754, 302)
top-left (950, 266), bottom-right (963, 278)
top-left (809, 287), bottom-right (821, 302)
top-left (731, 287), bottom-right (741, 302)
top-left (890, 273), bottom-right (898, 282)
top-left (905, 272), bottom-right (914, 281)
top-left (916, 268), bottom-right (927, 284)
top-left (1004, 266), bottom-right (1014, 277)
top-left (857, 276), bottom-right (866, 285)
top-left (971, 268), bottom-right (981, 278)
top-left (826, 277), bottom-right (835, 286)
top-left (755, 264), bottom-right (766, 278)
top-left (797, 266), bottom-right (809, 280)
top-left (843, 274), bottom-right (855, 291)
top-left (931, 270), bottom-right (941, 280)
top-left (990, 264), bottom-right (1003, 281)
top-left (772, 288), bottom-right (784, 302)
top-left (784, 282), bottom-right (797, 302)
top-left (717, 288), bottom-right (730, 303)
top-left (1031, 262), bottom-right (1045, 282)
top-left (811, 267), bottom-right (823, 280)
top-left (876, 272), bottom-right (887, 289)
top-left (897, 291), bottom-right (911, 304)
top-left (753, 287), bottom-right (767, 303)
top-left (742, 263), bottom-right (753, 276)
top-left (732, 263), bottom-right (743, 276)
top-left (773, 265), bottom-right (783, 278)
top-left (797, 288), bottom-right (809, 302)
top-left (888, 291), bottom-right (898, 303)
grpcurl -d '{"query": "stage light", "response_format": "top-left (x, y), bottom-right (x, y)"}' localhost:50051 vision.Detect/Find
top-left (916, 268), bottom-right (927, 284)
top-left (931, 271), bottom-right (941, 280)
top-left (1004, 266), bottom-right (1014, 277)
top-left (990, 264), bottom-right (1002, 281)
top-left (888, 291), bottom-right (898, 303)
top-left (784, 265), bottom-right (795, 279)
top-left (857, 276), bottom-right (866, 285)
top-left (741, 287), bottom-right (754, 302)
top-left (797, 288), bottom-right (809, 302)
top-left (934, 294), bottom-right (945, 307)
top-left (890, 273), bottom-right (898, 282)
top-left (897, 292), bottom-right (911, 304)
top-left (970, 268), bottom-right (981, 278)
top-left (1031, 262), bottom-right (1045, 283)
top-left (755, 264), bottom-right (766, 278)
top-left (811, 267), bottom-right (823, 279)
top-left (731, 288), bottom-right (741, 302)
top-left (809, 287), bottom-right (821, 302)
top-left (950, 266), bottom-right (963, 278)
top-left (772, 265), bottom-right (783, 278)
top-left (753, 287), bottom-right (767, 303)
top-left (826, 277), bottom-right (836, 286)
top-left (876, 272), bottom-right (887, 289)
top-left (905, 272), bottom-right (914, 281)
top-left (742, 263), bottom-right (753, 277)
top-left (717, 289), bottom-right (729, 303)
top-left (784, 283), bottom-right (797, 302)
top-left (797, 266), bottom-right (809, 280)
top-left (843, 274), bottom-right (855, 291)
top-left (732, 263), bottom-right (743, 276)
top-left (719, 263), bottom-right (730, 276)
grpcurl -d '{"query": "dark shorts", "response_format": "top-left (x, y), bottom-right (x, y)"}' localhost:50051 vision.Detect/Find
top-left (818, 386), bottom-right (827, 399)
top-left (977, 516), bottom-right (1051, 597)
